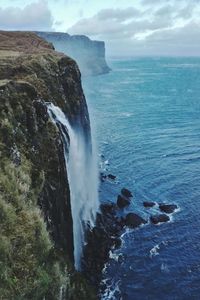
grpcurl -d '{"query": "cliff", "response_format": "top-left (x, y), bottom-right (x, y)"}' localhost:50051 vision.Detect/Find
top-left (0, 31), bottom-right (96, 299)
top-left (36, 31), bottom-right (111, 76)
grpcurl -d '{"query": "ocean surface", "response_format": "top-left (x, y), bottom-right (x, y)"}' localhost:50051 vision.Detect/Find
top-left (83, 58), bottom-right (200, 300)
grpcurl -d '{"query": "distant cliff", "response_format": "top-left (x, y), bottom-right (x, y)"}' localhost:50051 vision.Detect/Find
top-left (0, 31), bottom-right (96, 299)
top-left (36, 31), bottom-right (111, 76)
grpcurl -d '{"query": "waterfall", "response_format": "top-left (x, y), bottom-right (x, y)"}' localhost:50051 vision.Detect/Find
top-left (47, 103), bottom-right (99, 270)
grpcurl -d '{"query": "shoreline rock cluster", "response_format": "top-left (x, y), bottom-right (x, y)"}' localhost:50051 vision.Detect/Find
top-left (143, 201), bottom-right (178, 224)
top-left (87, 171), bottom-right (179, 293)
top-left (100, 172), bottom-right (178, 226)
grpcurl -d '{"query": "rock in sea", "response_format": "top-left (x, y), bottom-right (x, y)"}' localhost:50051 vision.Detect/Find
top-left (121, 188), bottom-right (133, 198)
top-left (143, 201), bottom-right (156, 208)
top-left (100, 172), bottom-right (107, 181)
top-left (150, 214), bottom-right (170, 224)
top-left (107, 174), bottom-right (116, 180)
top-left (117, 195), bottom-right (130, 208)
top-left (159, 204), bottom-right (178, 214)
top-left (125, 213), bottom-right (147, 228)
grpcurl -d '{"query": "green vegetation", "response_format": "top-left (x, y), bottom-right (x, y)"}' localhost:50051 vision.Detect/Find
top-left (0, 41), bottom-right (97, 298)
top-left (0, 157), bottom-right (61, 299)
top-left (0, 146), bottom-right (97, 300)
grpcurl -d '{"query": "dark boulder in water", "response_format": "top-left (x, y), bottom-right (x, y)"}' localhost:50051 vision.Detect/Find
top-left (150, 214), bottom-right (170, 224)
top-left (159, 204), bottom-right (178, 214)
top-left (107, 174), bottom-right (116, 180)
top-left (143, 201), bottom-right (156, 208)
top-left (125, 213), bottom-right (147, 228)
top-left (100, 172), bottom-right (107, 181)
top-left (112, 237), bottom-right (122, 249)
top-left (121, 188), bottom-right (133, 198)
top-left (100, 203), bottom-right (117, 215)
top-left (117, 195), bottom-right (130, 208)
top-left (83, 202), bottom-right (124, 286)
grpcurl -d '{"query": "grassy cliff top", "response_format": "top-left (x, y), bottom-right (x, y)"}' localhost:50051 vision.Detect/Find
top-left (0, 31), bottom-right (88, 124)
top-left (0, 31), bottom-right (65, 82)
top-left (0, 31), bottom-right (56, 55)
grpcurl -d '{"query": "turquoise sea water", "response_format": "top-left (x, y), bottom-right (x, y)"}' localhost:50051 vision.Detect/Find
top-left (83, 58), bottom-right (200, 300)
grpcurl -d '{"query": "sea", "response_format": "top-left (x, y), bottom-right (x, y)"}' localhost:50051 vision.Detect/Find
top-left (83, 57), bottom-right (200, 300)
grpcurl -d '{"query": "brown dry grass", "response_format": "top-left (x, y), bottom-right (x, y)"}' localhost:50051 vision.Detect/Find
top-left (0, 31), bottom-right (54, 54)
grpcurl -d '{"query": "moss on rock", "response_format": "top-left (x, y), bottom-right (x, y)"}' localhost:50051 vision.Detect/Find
top-left (0, 31), bottom-right (97, 299)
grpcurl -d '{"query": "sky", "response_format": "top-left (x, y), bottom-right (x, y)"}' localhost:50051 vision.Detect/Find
top-left (0, 0), bottom-right (200, 57)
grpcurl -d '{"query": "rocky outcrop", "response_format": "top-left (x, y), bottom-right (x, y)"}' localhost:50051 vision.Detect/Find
top-left (121, 188), bottom-right (133, 198)
top-left (159, 204), bottom-right (178, 214)
top-left (125, 213), bottom-right (147, 228)
top-left (117, 194), bottom-right (130, 208)
top-left (83, 203), bottom-right (123, 286)
top-left (36, 31), bottom-right (111, 76)
top-left (150, 214), bottom-right (170, 224)
top-left (143, 201), bottom-right (156, 208)
top-left (0, 31), bottom-right (96, 299)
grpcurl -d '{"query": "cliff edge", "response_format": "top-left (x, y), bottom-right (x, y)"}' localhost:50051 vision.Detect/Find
top-left (36, 31), bottom-right (111, 76)
top-left (0, 31), bottom-right (96, 299)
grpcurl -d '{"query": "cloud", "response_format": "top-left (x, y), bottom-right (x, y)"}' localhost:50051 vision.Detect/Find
top-left (68, 1), bottom-right (200, 56)
top-left (68, 6), bottom-right (175, 39)
top-left (141, 21), bottom-right (200, 56)
top-left (67, 7), bottom-right (147, 38)
top-left (96, 7), bottom-right (143, 21)
top-left (0, 0), bottom-right (54, 31)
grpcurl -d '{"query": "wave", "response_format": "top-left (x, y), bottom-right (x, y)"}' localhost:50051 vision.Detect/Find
top-left (101, 279), bottom-right (121, 300)
top-left (150, 244), bottom-right (160, 258)
top-left (120, 112), bottom-right (133, 118)
top-left (161, 263), bottom-right (170, 273)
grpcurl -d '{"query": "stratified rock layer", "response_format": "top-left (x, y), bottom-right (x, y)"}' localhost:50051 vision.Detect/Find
top-left (36, 31), bottom-right (111, 76)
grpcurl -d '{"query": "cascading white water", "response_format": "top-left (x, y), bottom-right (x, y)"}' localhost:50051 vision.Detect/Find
top-left (47, 103), bottom-right (99, 270)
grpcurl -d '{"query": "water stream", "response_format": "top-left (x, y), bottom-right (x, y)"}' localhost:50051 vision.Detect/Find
top-left (47, 103), bottom-right (99, 270)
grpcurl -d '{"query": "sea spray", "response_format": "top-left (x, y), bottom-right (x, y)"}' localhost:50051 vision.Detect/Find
top-left (47, 103), bottom-right (99, 270)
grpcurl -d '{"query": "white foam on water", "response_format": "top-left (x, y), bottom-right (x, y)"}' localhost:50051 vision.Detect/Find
top-left (150, 244), bottom-right (160, 258)
top-left (109, 250), bottom-right (123, 262)
top-left (105, 159), bottom-right (110, 165)
top-left (101, 279), bottom-right (121, 300)
top-left (161, 263), bottom-right (170, 273)
top-left (121, 112), bottom-right (133, 117)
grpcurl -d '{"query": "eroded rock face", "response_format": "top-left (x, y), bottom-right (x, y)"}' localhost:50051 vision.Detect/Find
top-left (0, 31), bottom-right (88, 261)
top-left (83, 203), bottom-right (124, 286)
top-left (36, 31), bottom-right (111, 76)
top-left (0, 81), bottom-right (74, 261)
top-left (0, 31), bottom-right (96, 299)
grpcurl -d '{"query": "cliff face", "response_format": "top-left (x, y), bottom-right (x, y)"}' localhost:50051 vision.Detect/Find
top-left (36, 31), bottom-right (111, 76)
top-left (0, 31), bottom-right (96, 299)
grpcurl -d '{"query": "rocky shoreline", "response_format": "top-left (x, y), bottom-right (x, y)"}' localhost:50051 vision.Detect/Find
top-left (86, 172), bottom-right (179, 295)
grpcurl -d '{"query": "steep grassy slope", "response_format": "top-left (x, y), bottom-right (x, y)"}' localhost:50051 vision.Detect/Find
top-left (0, 31), bottom-right (96, 300)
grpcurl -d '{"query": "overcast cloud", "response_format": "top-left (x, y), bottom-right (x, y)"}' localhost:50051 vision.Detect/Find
top-left (0, 0), bottom-right (200, 56)
top-left (68, 0), bottom-right (200, 56)
top-left (0, 0), bottom-right (53, 31)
